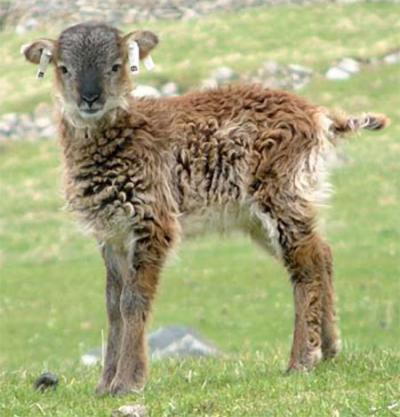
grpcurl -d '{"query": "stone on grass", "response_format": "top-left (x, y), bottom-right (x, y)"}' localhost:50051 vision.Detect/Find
top-left (81, 325), bottom-right (218, 366)
top-left (149, 325), bottom-right (218, 360)
top-left (112, 404), bottom-right (147, 417)
top-left (81, 351), bottom-right (101, 366)
top-left (34, 372), bottom-right (59, 391)
top-left (161, 82), bottom-right (179, 96)
top-left (200, 78), bottom-right (218, 90)
top-left (288, 64), bottom-right (313, 77)
top-left (326, 57), bottom-right (360, 81)
top-left (211, 66), bottom-right (238, 84)
top-left (337, 57), bottom-right (360, 74)
top-left (131, 85), bottom-right (161, 98)
top-left (326, 66), bottom-right (351, 81)
top-left (383, 50), bottom-right (400, 65)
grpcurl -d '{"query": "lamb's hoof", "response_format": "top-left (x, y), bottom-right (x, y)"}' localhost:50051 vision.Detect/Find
top-left (95, 382), bottom-right (111, 396)
top-left (322, 339), bottom-right (342, 360)
top-left (109, 378), bottom-right (145, 396)
top-left (286, 348), bottom-right (322, 373)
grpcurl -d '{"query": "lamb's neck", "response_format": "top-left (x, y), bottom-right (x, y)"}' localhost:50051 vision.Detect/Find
top-left (59, 111), bottom-right (132, 174)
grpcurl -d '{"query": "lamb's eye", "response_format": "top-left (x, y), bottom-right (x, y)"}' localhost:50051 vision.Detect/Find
top-left (59, 65), bottom-right (68, 75)
top-left (112, 64), bottom-right (121, 73)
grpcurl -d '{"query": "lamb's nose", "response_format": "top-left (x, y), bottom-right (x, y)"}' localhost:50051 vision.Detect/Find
top-left (81, 93), bottom-right (100, 107)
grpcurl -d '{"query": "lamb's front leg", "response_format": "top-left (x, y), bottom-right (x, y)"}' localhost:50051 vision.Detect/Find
top-left (110, 222), bottom-right (177, 396)
top-left (96, 244), bottom-right (123, 395)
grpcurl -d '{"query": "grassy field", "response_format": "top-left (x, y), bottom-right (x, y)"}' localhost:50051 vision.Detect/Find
top-left (1, 2), bottom-right (400, 417)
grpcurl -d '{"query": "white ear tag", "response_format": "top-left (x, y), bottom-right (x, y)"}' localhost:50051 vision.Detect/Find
top-left (128, 41), bottom-right (140, 74)
top-left (37, 48), bottom-right (52, 79)
top-left (143, 54), bottom-right (155, 71)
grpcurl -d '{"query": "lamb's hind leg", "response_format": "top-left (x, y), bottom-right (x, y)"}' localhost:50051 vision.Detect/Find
top-left (250, 203), bottom-right (324, 371)
top-left (96, 244), bottom-right (123, 395)
top-left (283, 228), bottom-right (326, 371)
top-left (321, 242), bottom-right (341, 359)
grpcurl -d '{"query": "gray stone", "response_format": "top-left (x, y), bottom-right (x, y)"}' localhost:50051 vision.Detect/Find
top-left (35, 116), bottom-right (52, 129)
top-left (326, 66), bottom-right (351, 81)
top-left (15, 18), bottom-right (39, 35)
top-left (112, 404), bottom-right (147, 417)
top-left (81, 325), bottom-right (218, 366)
top-left (2, 113), bottom-right (18, 126)
top-left (326, 57), bottom-right (361, 81)
top-left (337, 57), bottom-right (360, 74)
top-left (161, 82), bottom-right (179, 96)
top-left (131, 85), bottom-right (161, 98)
top-left (40, 125), bottom-right (56, 139)
top-left (200, 78), bottom-right (218, 90)
top-left (34, 102), bottom-right (52, 119)
top-left (383, 50), bottom-right (400, 65)
top-left (288, 64), bottom-right (313, 76)
top-left (149, 326), bottom-right (218, 360)
top-left (211, 66), bottom-right (238, 84)
top-left (81, 350), bottom-right (101, 366)
top-left (259, 60), bottom-right (280, 75)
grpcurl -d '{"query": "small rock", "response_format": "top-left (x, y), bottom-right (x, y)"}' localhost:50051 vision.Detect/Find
top-left (81, 325), bottom-right (218, 366)
top-left (383, 50), bottom-right (400, 65)
top-left (161, 82), bottom-right (179, 96)
top-left (211, 66), bottom-right (237, 84)
top-left (1, 113), bottom-right (18, 126)
top-left (35, 117), bottom-right (52, 129)
top-left (15, 18), bottom-right (39, 35)
top-left (288, 64), bottom-right (313, 76)
top-left (259, 60), bottom-right (280, 75)
top-left (337, 57), bottom-right (360, 74)
top-left (326, 66), bottom-right (351, 81)
top-left (112, 404), bottom-right (147, 417)
top-left (34, 372), bottom-right (59, 392)
top-left (40, 125), bottom-right (56, 139)
top-left (131, 85), bottom-right (161, 98)
top-left (181, 8), bottom-right (199, 20)
top-left (81, 353), bottom-right (100, 366)
top-left (34, 102), bottom-right (52, 119)
top-left (200, 78), bottom-right (218, 90)
top-left (149, 326), bottom-right (218, 360)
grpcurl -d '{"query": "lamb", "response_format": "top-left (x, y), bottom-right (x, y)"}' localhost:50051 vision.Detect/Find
top-left (22, 22), bottom-right (388, 396)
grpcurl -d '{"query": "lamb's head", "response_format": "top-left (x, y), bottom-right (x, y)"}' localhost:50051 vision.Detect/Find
top-left (23, 22), bottom-right (158, 125)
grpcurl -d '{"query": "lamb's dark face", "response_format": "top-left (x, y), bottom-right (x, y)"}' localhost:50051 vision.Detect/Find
top-left (56, 24), bottom-right (126, 120)
top-left (23, 22), bottom-right (158, 125)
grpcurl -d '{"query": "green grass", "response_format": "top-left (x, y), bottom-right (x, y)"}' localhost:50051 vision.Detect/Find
top-left (1, 3), bottom-right (400, 417)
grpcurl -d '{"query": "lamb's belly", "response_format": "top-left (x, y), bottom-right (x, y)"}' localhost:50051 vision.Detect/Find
top-left (76, 205), bottom-right (134, 245)
top-left (179, 202), bottom-right (282, 258)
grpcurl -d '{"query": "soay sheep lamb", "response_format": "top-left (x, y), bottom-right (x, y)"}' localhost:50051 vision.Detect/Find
top-left (23, 22), bottom-right (388, 396)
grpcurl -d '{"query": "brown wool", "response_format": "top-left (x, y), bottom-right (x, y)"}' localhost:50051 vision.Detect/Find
top-left (23, 22), bottom-right (388, 395)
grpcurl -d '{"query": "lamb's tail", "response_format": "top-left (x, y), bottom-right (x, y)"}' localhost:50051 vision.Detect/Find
top-left (330, 112), bottom-right (390, 136)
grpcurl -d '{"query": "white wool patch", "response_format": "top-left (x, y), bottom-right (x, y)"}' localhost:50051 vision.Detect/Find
top-left (293, 112), bottom-right (336, 206)
top-left (249, 204), bottom-right (282, 258)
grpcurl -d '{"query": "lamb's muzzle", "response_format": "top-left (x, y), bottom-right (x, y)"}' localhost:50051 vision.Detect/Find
top-left (22, 21), bottom-right (389, 396)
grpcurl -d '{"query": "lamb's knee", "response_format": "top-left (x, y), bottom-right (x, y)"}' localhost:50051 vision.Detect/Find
top-left (120, 286), bottom-right (149, 322)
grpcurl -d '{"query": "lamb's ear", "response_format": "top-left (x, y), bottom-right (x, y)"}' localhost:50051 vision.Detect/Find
top-left (21, 39), bottom-right (56, 79)
top-left (123, 30), bottom-right (159, 60)
top-left (21, 39), bottom-right (56, 64)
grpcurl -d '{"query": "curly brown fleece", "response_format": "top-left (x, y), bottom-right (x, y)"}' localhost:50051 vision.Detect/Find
top-left (23, 22), bottom-right (388, 396)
